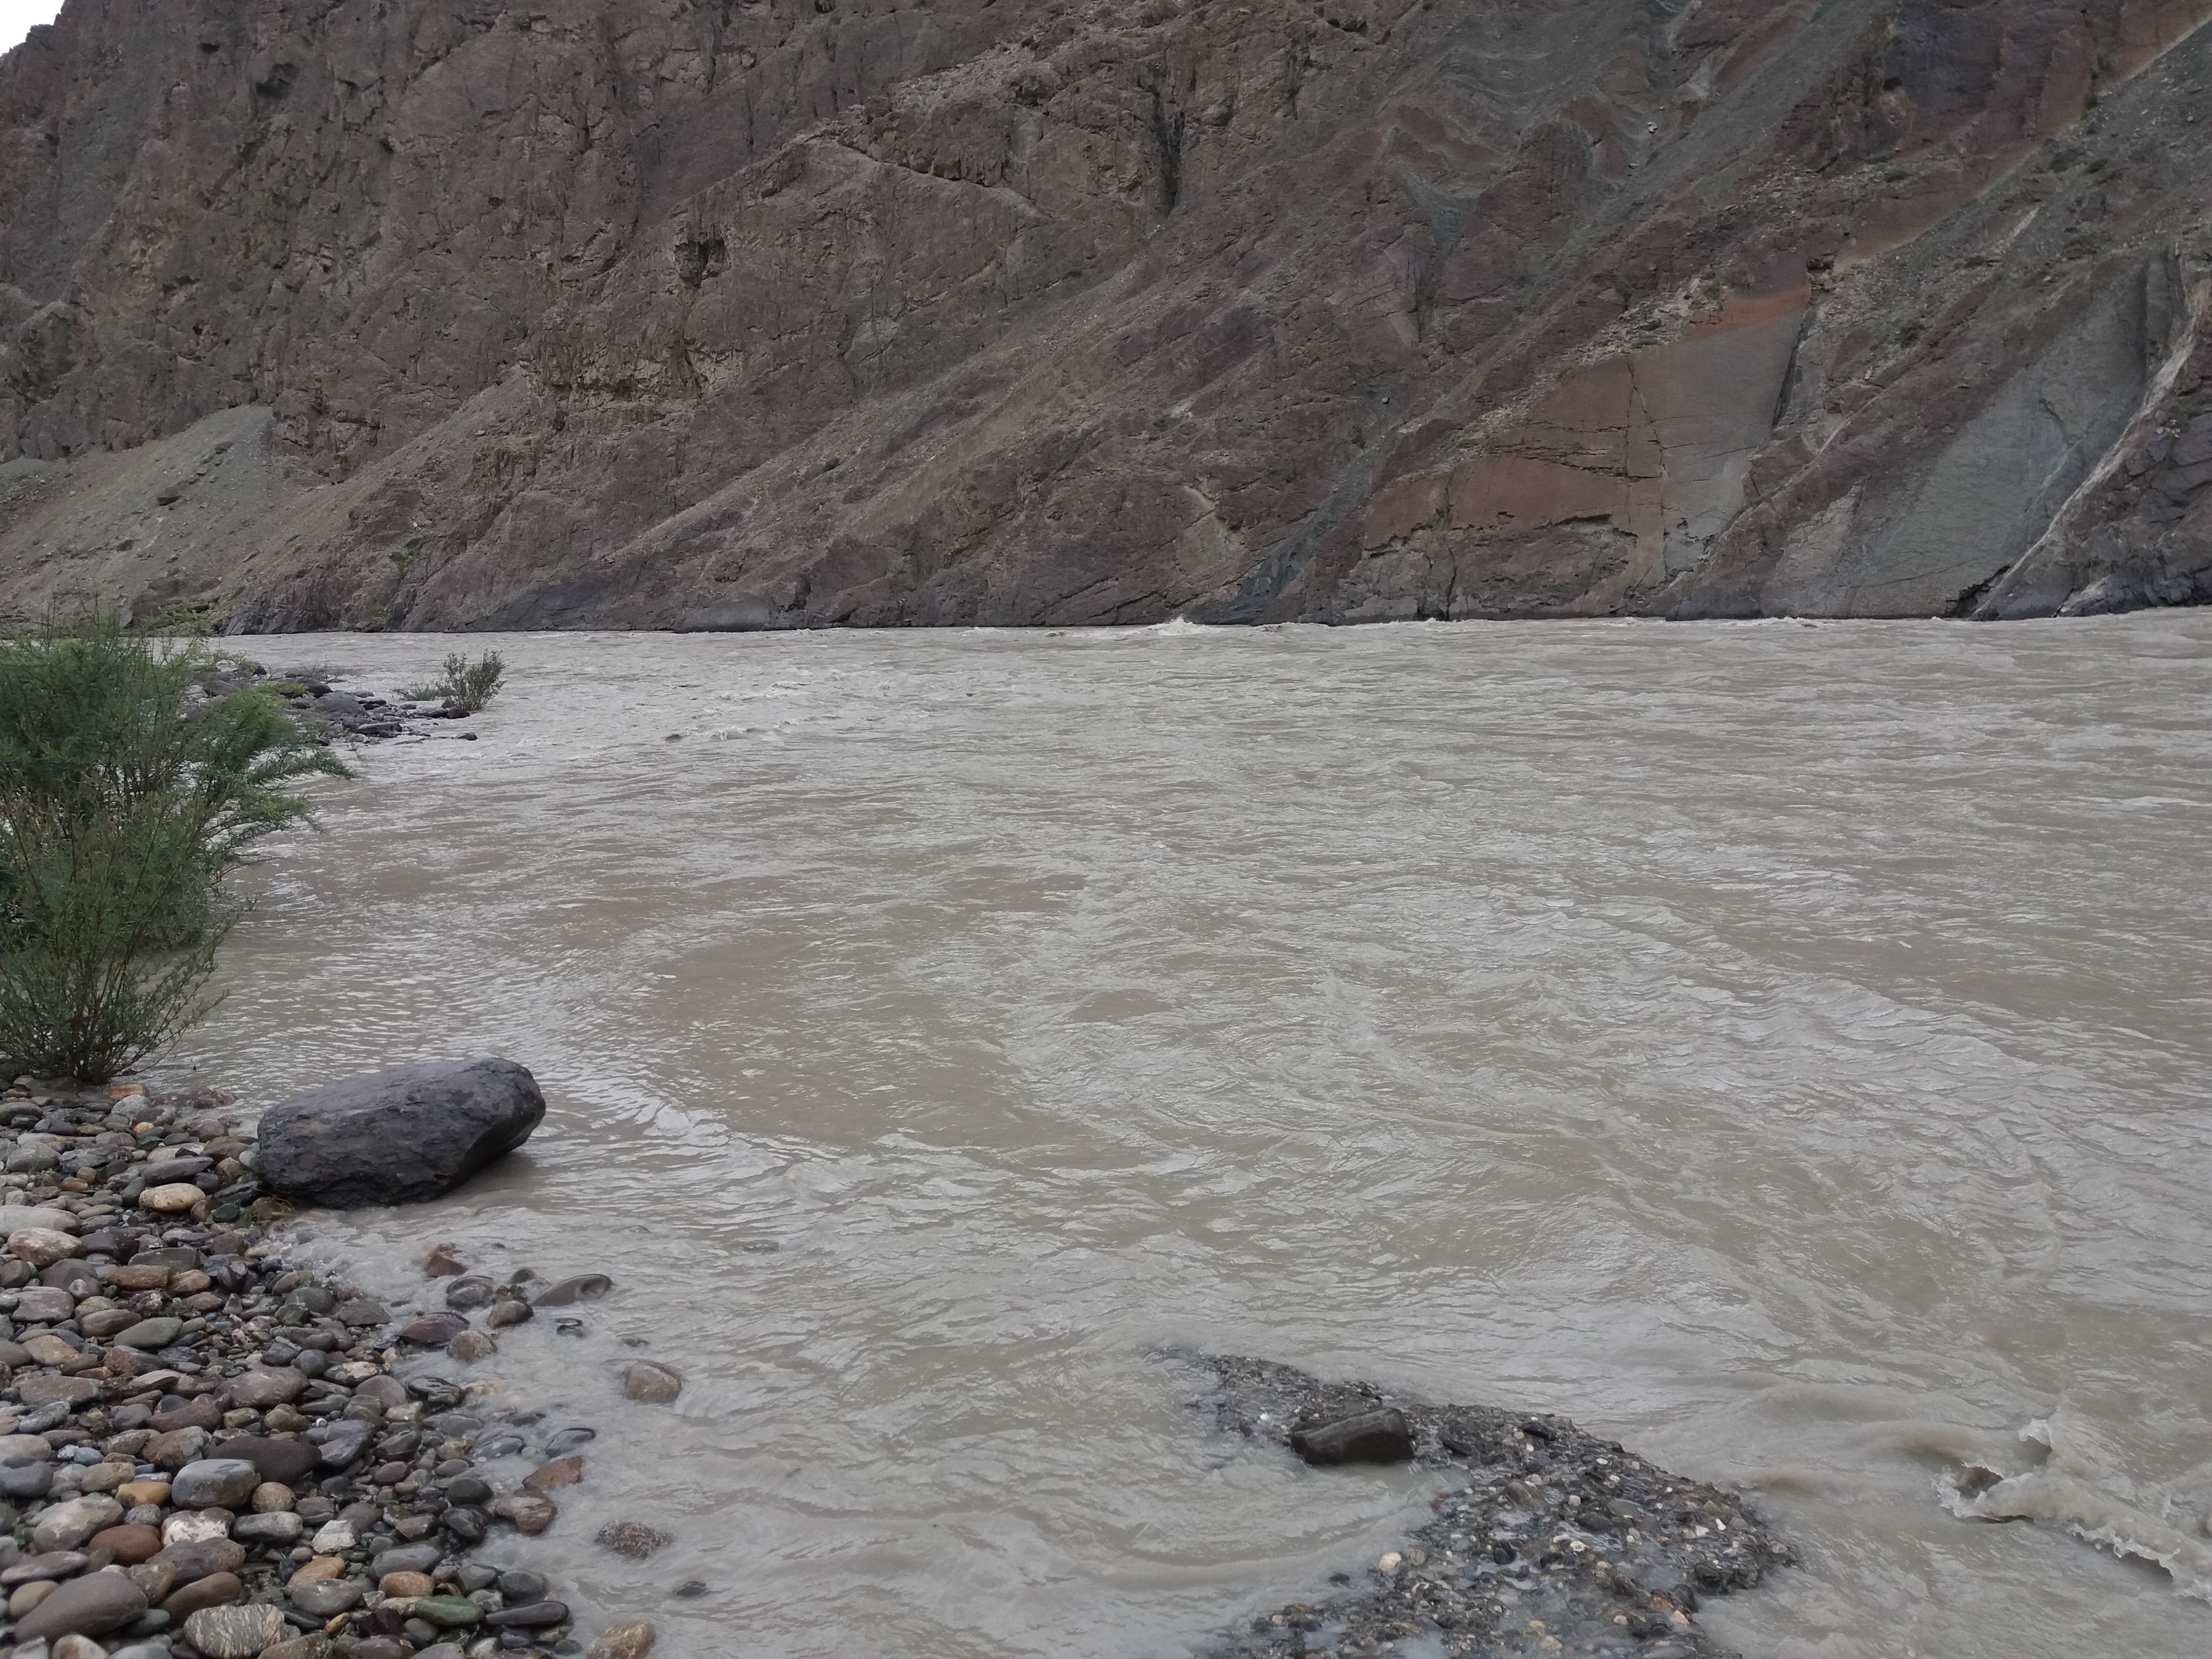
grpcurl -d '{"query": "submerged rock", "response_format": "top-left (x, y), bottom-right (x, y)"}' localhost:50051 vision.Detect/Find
top-left (1194, 1355), bottom-right (1792, 1659)
top-left (256, 1058), bottom-right (545, 1207)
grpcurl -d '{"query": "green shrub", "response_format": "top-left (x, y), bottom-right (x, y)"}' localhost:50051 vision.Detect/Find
top-left (0, 618), bottom-right (350, 1081)
top-left (408, 649), bottom-right (506, 713)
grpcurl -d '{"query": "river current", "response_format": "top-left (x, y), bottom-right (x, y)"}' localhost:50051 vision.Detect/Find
top-left (170, 617), bottom-right (2212, 1659)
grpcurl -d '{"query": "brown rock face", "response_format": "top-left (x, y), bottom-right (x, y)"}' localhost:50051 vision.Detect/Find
top-left (1, 0), bottom-right (2207, 627)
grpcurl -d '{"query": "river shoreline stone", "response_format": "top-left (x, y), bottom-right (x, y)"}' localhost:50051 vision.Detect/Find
top-left (1193, 1355), bottom-right (1793, 1659)
top-left (255, 1059), bottom-right (546, 1208)
top-left (0, 1075), bottom-right (656, 1659)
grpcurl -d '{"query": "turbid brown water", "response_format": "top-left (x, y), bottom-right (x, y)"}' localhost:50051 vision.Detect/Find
top-left (167, 617), bottom-right (2212, 1658)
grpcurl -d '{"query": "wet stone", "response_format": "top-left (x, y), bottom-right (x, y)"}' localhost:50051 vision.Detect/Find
top-left (534, 1273), bottom-right (612, 1306)
top-left (485, 1599), bottom-right (570, 1628)
top-left (618, 1361), bottom-right (683, 1403)
top-left (1290, 1408), bottom-right (1413, 1466)
top-left (442, 1505), bottom-right (488, 1544)
top-left (492, 1491), bottom-right (557, 1534)
top-left (424, 1244), bottom-right (468, 1276)
top-left (595, 1520), bottom-right (670, 1559)
top-left (401, 1310), bottom-right (469, 1345)
top-left (586, 1619), bottom-right (657, 1659)
top-left (524, 1454), bottom-right (585, 1490)
top-left (443, 1275), bottom-right (495, 1310)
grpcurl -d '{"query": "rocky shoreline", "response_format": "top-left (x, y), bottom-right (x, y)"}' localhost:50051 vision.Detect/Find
top-left (189, 663), bottom-right (476, 748)
top-left (1194, 1356), bottom-right (1791, 1659)
top-left (0, 1065), bottom-right (1789, 1659)
top-left (0, 1077), bottom-right (655, 1659)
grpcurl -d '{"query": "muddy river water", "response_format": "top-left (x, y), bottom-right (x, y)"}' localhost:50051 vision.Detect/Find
top-left (171, 617), bottom-right (2212, 1658)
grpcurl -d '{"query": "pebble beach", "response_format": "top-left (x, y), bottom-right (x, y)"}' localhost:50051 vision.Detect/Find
top-left (0, 1077), bottom-right (660, 1659)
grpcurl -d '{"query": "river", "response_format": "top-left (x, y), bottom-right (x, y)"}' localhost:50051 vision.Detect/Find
top-left (170, 616), bottom-right (2212, 1658)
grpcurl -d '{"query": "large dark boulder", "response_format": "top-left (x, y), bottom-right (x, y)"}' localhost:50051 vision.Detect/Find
top-left (255, 1059), bottom-right (544, 1208)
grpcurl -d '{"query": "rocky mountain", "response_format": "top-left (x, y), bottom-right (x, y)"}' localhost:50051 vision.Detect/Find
top-left (0, 0), bottom-right (2207, 630)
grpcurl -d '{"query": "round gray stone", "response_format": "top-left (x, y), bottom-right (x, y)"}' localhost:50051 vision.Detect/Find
top-left (169, 1457), bottom-right (261, 1508)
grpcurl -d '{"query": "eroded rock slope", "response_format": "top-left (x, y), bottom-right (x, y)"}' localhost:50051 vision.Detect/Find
top-left (1, 0), bottom-right (2208, 629)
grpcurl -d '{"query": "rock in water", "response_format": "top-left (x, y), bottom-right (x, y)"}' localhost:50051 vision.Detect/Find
top-left (1290, 1408), bottom-right (1413, 1466)
top-left (586, 1621), bottom-right (657, 1659)
top-left (594, 1521), bottom-right (669, 1559)
top-left (618, 1361), bottom-right (683, 1403)
top-left (255, 1058), bottom-right (545, 1207)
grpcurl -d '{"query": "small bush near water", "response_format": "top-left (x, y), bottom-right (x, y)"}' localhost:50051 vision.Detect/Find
top-left (0, 618), bottom-right (350, 1082)
top-left (407, 648), bottom-right (506, 712)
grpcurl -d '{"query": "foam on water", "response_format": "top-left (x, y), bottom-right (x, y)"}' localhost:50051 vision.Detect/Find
top-left (1945, 1418), bottom-right (2212, 1601)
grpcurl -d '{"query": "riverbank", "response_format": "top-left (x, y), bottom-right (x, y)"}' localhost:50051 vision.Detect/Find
top-left (0, 1077), bottom-right (643, 1659)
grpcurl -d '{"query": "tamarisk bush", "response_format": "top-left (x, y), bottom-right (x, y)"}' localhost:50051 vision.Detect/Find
top-left (0, 618), bottom-right (350, 1081)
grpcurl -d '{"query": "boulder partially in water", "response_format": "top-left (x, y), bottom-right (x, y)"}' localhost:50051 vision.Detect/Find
top-left (255, 1058), bottom-right (544, 1208)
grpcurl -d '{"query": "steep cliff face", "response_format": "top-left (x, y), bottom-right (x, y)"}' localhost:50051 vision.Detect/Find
top-left (0, 0), bottom-right (2207, 630)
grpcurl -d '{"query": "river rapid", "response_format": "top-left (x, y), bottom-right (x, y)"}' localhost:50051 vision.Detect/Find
top-left (168, 617), bottom-right (2212, 1659)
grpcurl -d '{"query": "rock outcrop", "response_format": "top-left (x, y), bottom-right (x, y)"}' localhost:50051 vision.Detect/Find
top-left (254, 1058), bottom-right (544, 1208)
top-left (0, 0), bottom-right (2208, 627)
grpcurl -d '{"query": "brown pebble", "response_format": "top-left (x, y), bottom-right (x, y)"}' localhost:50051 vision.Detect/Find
top-left (379, 1571), bottom-right (436, 1598)
top-left (114, 1479), bottom-right (171, 1508)
top-left (524, 1455), bottom-right (585, 1491)
top-left (423, 1244), bottom-right (467, 1276)
top-left (89, 1522), bottom-right (163, 1564)
top-left (288, 1556), bottom-right (346, 1587)
top-left (161, 1568), bottom-right (243, 1619)
top-left (492, 1491), bottom-right (558, 1534)
top-left (125, 1561), bottom-right (177, 1602)
top-left (7, 1579), bottom-right (57, 1619)
top-left (400, 1311), bottom-right (469, 1346)
top-left (586, 1619), bottom-right (658, 1659)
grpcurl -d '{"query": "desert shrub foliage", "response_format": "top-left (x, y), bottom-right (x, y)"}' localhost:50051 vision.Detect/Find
top-left (0, 618), bottom-right (350, 1081)
top-left (408, 649), bottom-right (505, 713)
